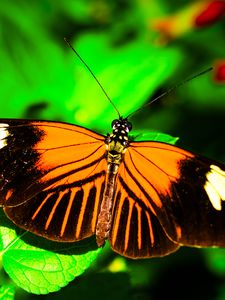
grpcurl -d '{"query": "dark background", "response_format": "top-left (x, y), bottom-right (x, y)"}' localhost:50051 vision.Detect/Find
top-left (1, 1), bottom-right (225, 299)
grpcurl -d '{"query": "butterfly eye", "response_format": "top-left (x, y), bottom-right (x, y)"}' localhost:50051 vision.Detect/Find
top-left (111, 119), bottom-right (119, 129)
top-left (126, 121), bottom-right (132, 132)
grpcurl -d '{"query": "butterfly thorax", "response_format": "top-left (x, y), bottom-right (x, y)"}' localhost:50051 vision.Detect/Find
top-left (96, 118), bottom-right (132, 246)
top-left (106, 140), bottom-right (126, 165)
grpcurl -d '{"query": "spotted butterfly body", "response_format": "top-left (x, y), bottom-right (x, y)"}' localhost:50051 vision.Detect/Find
top-left (0, 118), bottom-right (225, 259)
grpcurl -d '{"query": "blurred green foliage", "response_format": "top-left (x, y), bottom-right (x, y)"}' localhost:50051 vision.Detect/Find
top-left (0, 0), bottom-right (225, 299)
top-left (0, 211), bottom-right (101, 295)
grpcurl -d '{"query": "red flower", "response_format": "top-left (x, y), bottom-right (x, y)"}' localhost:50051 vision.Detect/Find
top-left (214, 61), bottom-right (225, 83)
top-left (194, 1), bottom-right (225, 27)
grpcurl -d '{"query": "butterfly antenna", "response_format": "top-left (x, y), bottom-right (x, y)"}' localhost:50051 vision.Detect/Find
top-left (64, 38), bottom-right (121, 118)
top-left (126, 67), bottom-right (213, 119)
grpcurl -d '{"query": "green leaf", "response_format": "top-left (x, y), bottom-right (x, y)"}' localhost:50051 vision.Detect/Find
top-left (0, 284), bottom-right (15, 300)
top-left (130, 130), bottom-right (179, 144)
top-left (0, 210), bottom-right (101, 295)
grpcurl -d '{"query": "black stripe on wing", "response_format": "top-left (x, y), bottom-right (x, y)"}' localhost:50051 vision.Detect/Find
top-left (4, 172), bottom-right (106, 242)
top-left (109, 176), bottom-right (179, 258)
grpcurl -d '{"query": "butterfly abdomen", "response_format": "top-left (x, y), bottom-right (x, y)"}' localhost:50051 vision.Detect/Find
top-left (96, 165), bottom-right (118, 246)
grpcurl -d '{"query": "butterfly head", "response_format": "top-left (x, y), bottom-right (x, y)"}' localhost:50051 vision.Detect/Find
top-left (111, 117), bottom-right (132, 133)
top-left (112, 117), bottom-right (132, 143)
top-left (105, 117), bottom-right (132, 152)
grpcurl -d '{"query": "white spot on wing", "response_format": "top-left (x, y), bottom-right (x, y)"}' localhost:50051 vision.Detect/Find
top-left (205, 181), bottom-right (221, 210)
top-left (204, 165), bottom-right (225, 211)
top-left (0, 124), bottom-right (9, 149)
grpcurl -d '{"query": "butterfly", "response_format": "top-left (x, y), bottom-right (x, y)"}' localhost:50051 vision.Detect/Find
top-left (0, 116), bottom-right (225, 259)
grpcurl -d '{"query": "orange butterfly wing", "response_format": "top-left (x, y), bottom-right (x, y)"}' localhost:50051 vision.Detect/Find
top-left (109, 141), bottom-right (225, 258)
top-left (0, 119), bottom-right (107, 242)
